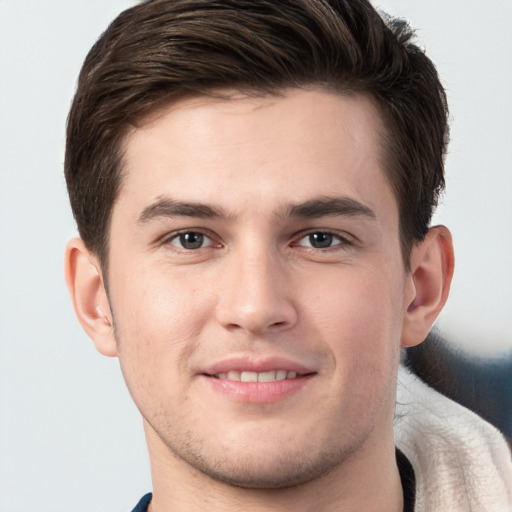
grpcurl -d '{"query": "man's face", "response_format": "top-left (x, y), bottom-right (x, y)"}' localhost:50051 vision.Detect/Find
top-left (105, 89), bottom-right (411, 487)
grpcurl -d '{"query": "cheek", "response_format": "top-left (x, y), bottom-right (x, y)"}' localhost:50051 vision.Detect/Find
top-left (110, 265), bottom-right (214, 376)
top-left (109, 267), bottom-right (216, 420)
top-left (298, 268), bottom-right (402, 429)
top-left (303, 266), bottom-right (404, 361)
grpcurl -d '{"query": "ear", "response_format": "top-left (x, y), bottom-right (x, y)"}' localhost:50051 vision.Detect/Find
top-left (401, 226), bottom-right (454, 348)
top-left (64, 238), bottom-right (118, 357)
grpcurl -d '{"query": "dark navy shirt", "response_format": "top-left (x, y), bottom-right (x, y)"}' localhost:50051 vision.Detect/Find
top-left (131, 492), bottom-right (152, 512)
top-left (397, 448), bottom-right (416, 512)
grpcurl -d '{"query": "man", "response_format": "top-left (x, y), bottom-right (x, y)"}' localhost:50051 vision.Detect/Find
top-left (63, 1), bottom-right (512, 510)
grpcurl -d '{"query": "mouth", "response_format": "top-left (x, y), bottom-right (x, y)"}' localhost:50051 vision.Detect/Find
top-left (201, 361), bottom-right (315, 403)
top-left (208, 370), bottom-right (302, 382)
top-left (200, 355), bottom-right (317, 403)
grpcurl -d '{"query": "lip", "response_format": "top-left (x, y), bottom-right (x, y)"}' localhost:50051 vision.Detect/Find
top-left (202, 354), bottom-right (314, 376)
top-left (201, 373), bottom-right (314, 403)
top-left (199, 354), bottom-right (316, 404)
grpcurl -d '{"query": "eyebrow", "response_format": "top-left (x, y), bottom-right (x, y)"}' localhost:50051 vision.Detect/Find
top-left (138, 197), bottom-right (232, 224)
top-left (285, 197), bottom-right (376, 220)
top-left (137, 195), bottom-right (376, 224)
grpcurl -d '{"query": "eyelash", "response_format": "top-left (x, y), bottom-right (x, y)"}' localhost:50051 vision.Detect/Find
top-left (293, 230), bottom-right (353, 251)
top-left (160, 229), bottom-right (353, 252)
top-left (160, 229), bottom-right (221, 251)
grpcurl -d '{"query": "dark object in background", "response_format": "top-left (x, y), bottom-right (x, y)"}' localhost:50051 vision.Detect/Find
top-left (405, 330), bottom-right (512, 447)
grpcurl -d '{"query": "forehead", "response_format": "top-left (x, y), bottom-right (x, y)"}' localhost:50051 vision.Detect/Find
top-left (118, 88), bottom-right (397, 223)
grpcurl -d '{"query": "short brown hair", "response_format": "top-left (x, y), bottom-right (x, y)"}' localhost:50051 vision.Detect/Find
top-left (65, 0), bottom-right (448, 268)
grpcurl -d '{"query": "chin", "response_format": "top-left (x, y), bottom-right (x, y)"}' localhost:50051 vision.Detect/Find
top-left (163, 429), bottom-right (364, 490)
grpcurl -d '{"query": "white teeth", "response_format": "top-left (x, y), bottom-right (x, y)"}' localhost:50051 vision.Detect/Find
top-left (215, 370), bottom-right (300, 382)
top-left (258, 371), bottom-right (276, 382)
top-left (241, 371), bottom-right (258, 382)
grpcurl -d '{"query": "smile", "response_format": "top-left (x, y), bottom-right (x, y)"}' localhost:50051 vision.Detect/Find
top-left (213, 370), bottom-right (299, 382)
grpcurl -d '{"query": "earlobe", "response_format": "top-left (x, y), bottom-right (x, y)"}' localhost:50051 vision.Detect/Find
top-left (401, 226), bottom-right (454, 348)
top-left (64, 238), bottom-right (118, 357)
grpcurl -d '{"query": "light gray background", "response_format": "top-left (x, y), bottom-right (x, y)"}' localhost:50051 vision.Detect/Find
top-left (0, 1), bottom-right (510, 511)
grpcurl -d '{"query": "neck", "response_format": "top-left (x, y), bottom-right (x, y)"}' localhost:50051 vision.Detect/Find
top-left (146, 423), bottom-right (403, 512)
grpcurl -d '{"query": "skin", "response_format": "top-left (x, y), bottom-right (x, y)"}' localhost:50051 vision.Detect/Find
top-left (66, 89), bottom-right (454, 511)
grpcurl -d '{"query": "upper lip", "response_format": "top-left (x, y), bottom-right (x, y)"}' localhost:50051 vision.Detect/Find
top-left (201, 355), bottom-right (315, 376)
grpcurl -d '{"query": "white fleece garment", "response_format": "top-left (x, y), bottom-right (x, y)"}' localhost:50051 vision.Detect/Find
top-left (394, 365), bottom-right (512, 511)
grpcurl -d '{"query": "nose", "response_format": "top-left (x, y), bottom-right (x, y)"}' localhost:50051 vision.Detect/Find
top-left (215, 247), bottom-right (298, 334)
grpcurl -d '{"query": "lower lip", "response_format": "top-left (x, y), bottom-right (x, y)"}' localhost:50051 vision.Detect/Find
top-left (202, 375), bottom-right (314, 403)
